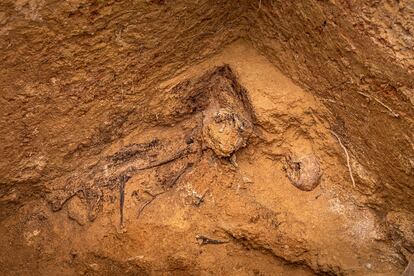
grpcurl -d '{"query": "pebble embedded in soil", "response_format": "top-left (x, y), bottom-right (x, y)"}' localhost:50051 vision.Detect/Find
top-left (284, 154), bottom-right (322, 191)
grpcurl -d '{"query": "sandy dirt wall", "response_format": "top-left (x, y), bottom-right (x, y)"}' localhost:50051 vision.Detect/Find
top-left (246, 0), bottom-right (414, 213)
top-left (0, 0), bottom-right (245, 219)
top-left (2, 41), bottom-right (404, 275)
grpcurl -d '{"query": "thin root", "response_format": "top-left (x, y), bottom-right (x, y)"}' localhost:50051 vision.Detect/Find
top-left (128, 147), bottom-right (190, 173)
top-left (357, 91), bottom-right (399, 118)
top-left (257, 0), bottom-right (262, 11)
top-left (136, 163), bottom-right (192, 220)
top-left (330, 130), bottom-right (356, 188)
top-left (194, 188), bottom-right (210, 207)
top-left (196, 235), bottom-right (227, 245)
top-left (137, 191), bottom-right (166, 220)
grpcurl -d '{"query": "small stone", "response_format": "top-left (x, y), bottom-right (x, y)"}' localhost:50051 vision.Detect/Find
top-left (70, 249), bottom-right (78, 258)
top-left (89, 263), bottom-right (99, 271)
top-left (185, 137), bottom-right (194, 144)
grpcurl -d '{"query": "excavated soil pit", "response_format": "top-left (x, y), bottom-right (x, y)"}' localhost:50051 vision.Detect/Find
top-left (0, 1), bottom-right (413, 275)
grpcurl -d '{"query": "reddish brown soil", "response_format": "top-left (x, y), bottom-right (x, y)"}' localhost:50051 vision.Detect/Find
top-left (0, 1), bottom-right (413, 275)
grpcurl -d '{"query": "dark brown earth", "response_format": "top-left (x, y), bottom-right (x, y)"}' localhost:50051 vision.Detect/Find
top-left (0, 1), bottom-right (413, 275)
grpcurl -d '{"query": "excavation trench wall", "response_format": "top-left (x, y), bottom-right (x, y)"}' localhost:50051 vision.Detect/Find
top-left (246, 0), bottom-right (414, 213)
top-left (0, 0), bottom-right (413, 218)
top-left (0, 0), bottom-right (246, 219)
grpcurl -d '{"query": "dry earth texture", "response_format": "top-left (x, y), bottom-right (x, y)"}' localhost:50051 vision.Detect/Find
top-left (0, 0), bottom-right (413, 275)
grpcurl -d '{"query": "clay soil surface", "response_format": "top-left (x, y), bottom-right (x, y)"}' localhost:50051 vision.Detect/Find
top-left (1, 41), bottom-right (412, 275)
